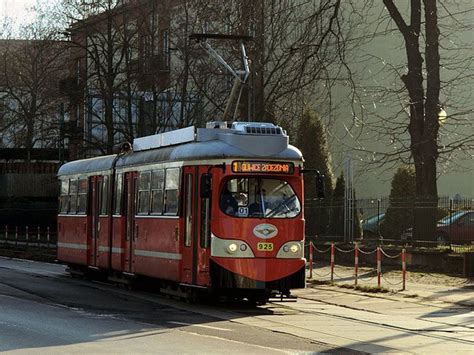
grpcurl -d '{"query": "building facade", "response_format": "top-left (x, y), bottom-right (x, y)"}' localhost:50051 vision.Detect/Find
top-left (67, 0), bottom-right (204, 159)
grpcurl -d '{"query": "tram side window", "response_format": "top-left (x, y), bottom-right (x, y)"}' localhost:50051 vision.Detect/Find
top-left (164, 168), bottom-right (179, 215)
top-left (59, 180), bottom-right (69, 213)
top-left (68, 179), bottom-right (78, 214)
top-left (138, 171), bottom-right (151, 214)
top-left (100, 176), bottom-right (109, 215)
top-left (114, 173), bottom-right (123, 215)
top-left (77, 179), bottom-right (88, 214)
top-left (151, 169), bottom-right (165, 214)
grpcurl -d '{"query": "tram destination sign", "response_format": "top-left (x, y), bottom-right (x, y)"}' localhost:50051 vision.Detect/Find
top-left (232, 161), bottom-right (294, 174)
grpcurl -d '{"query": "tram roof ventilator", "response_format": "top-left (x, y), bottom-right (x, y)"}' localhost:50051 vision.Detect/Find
top-left (133, 121), bottom-right (289, 156)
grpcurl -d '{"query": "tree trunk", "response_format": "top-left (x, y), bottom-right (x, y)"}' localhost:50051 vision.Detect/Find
top-left (384, 0), bottom-right (440, 241)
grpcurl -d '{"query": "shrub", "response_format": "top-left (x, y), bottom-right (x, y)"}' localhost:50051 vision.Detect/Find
top-left (380, 166), bottom-right (416, 239)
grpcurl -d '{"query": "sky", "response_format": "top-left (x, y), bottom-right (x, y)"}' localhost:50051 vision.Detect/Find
top-left (0, 0), bottom-right (63, 36)
top-left (0, 0), bottom-right (36, 23)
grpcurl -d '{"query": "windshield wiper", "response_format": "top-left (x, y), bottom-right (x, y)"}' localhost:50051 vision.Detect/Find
top-left (266, 194), bottom-right (297, 218)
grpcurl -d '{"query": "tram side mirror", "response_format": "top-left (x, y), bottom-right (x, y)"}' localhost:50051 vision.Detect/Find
top-left (302, 169), bottom-right (325, 199)
top-left (200, 173), bottom-right (212, 198)
top-left (316, 173), bottom-right (325, 199)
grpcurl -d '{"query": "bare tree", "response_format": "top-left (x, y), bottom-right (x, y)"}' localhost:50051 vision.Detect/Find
top-left (61, 0), bottom-right (132, 155)
top-left (383, 0), bottom-right (441, 239)
top-left (0, 21), bottom-right (68, 160)
top-left (168, 0), bottom-right (351, 133)
top-left (58, 0), bottom-right (199, 156)
top-left (337, 1), bottom-right (474, 239)
top-left (51, 0), bottom-right (353, 157)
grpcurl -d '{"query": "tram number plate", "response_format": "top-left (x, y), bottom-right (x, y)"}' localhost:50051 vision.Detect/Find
top-left (257, 242), bottom-right (273, 251)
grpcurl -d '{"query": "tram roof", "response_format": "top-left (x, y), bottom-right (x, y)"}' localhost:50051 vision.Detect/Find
top-left (58, 125), bottom-right (303, 177)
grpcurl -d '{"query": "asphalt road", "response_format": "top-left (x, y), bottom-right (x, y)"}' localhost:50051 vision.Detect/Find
top-left (0, 257), bottom-right (345, 354)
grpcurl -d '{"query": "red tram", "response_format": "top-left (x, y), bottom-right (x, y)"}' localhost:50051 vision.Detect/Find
top-left (57, 122), bottom-right (321, 302)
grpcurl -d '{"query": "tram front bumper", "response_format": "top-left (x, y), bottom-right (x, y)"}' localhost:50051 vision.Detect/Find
top-left (210, 258), bottom-right (306, 290)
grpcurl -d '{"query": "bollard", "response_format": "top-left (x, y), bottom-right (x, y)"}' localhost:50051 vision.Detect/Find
top-left (402, 248), bottom-right (406, 291)
top-left (309, 242), bottom-right (314, 279)
top-left (4, 225), bottom-right (7, 243)
top-left (47, 227), bottom-right (50, 249)
top-left (26, 226), bottom-right (29, 248)
top-left (15, 226), bottom-right (18, 246)
top-left (377, 246), bottom-right (382, 288)
top-left (354, 243), bottom-right (359, 286)
top-left (37, 226), bottom-right (41, 248)
top-left (330, 243), bottom-right (335, 283)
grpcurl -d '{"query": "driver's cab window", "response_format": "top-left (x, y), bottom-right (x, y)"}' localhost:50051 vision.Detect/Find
top-left (220, 177), bottom-right (300, 219)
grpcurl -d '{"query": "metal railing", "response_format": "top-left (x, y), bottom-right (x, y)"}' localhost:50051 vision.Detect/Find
top-left (0, 225), bottom-right (57, 249)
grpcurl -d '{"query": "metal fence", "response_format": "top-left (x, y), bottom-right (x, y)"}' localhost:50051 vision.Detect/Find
top-left (0, 225), bottom-right (57, 249)
top-left (305, 196), bottom-right (474, 249)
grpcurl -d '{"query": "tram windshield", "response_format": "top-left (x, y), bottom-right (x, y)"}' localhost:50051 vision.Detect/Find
top-left (220, 178), bottom-right (301, 218)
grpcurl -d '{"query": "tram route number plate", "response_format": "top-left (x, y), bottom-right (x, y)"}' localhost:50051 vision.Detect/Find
top-left (257, 242), bottom-right (274, 251)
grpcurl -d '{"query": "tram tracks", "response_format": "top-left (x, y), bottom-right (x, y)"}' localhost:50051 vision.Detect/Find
top-left (2, 258), bottom-right (472, 352)
top-left (2, 264), bottom-right (474, 352)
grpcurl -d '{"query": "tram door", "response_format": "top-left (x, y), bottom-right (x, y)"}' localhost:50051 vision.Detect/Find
top-left (182, 169), bottom-right (196, 284)
top-left (181, 167), bottom-right (210, 286)
top-left (123, 172), bottom-right (138, 273)
top-left (89, 176), bottom-right (103, 267)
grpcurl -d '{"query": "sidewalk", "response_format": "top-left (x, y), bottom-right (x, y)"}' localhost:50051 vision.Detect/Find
top-left (306, 264), bottom-right (474, 308)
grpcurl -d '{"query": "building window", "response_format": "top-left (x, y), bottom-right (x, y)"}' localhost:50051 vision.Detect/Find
top-left (143, 34), bottom-right (153, 73)
top-left (162, 29), bottom-right (170, 68)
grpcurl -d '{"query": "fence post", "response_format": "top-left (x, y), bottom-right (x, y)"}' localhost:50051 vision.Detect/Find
top-left (309, 242), bottom-right (314, 279)
top-left (330, 243), bottom-right (335, 283)
top-left (47, 227), bottom-right (50, 249)
top-left (25, 226), bottom-right (29, 248)
top-left (402, 248), bottom-right (406, 291)
top-left (354, 243), bottom-right (359, 286)
top-left (377, 246), bottom-right (381, 288)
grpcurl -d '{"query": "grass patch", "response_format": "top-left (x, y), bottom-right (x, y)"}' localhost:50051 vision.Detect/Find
top-left (308, 280), bottom-right (333, 286)
top-left (339, 283), bottom-right (391, 293)
top-left (308, 279), bottom-right (391, 293)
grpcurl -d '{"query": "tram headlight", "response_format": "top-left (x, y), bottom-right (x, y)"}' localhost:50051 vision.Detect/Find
top-left (226, 243), bottom-right (238, 254)
top-left (211, 234), bottom-right (255, 258)
top-left (277, 241), bottom-right (303, 258)
top-left (290, 244), bottom-right (300, 254)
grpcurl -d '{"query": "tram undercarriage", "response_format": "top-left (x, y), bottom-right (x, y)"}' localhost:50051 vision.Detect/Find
top-left (65, 261), bottom-right (304, 305)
